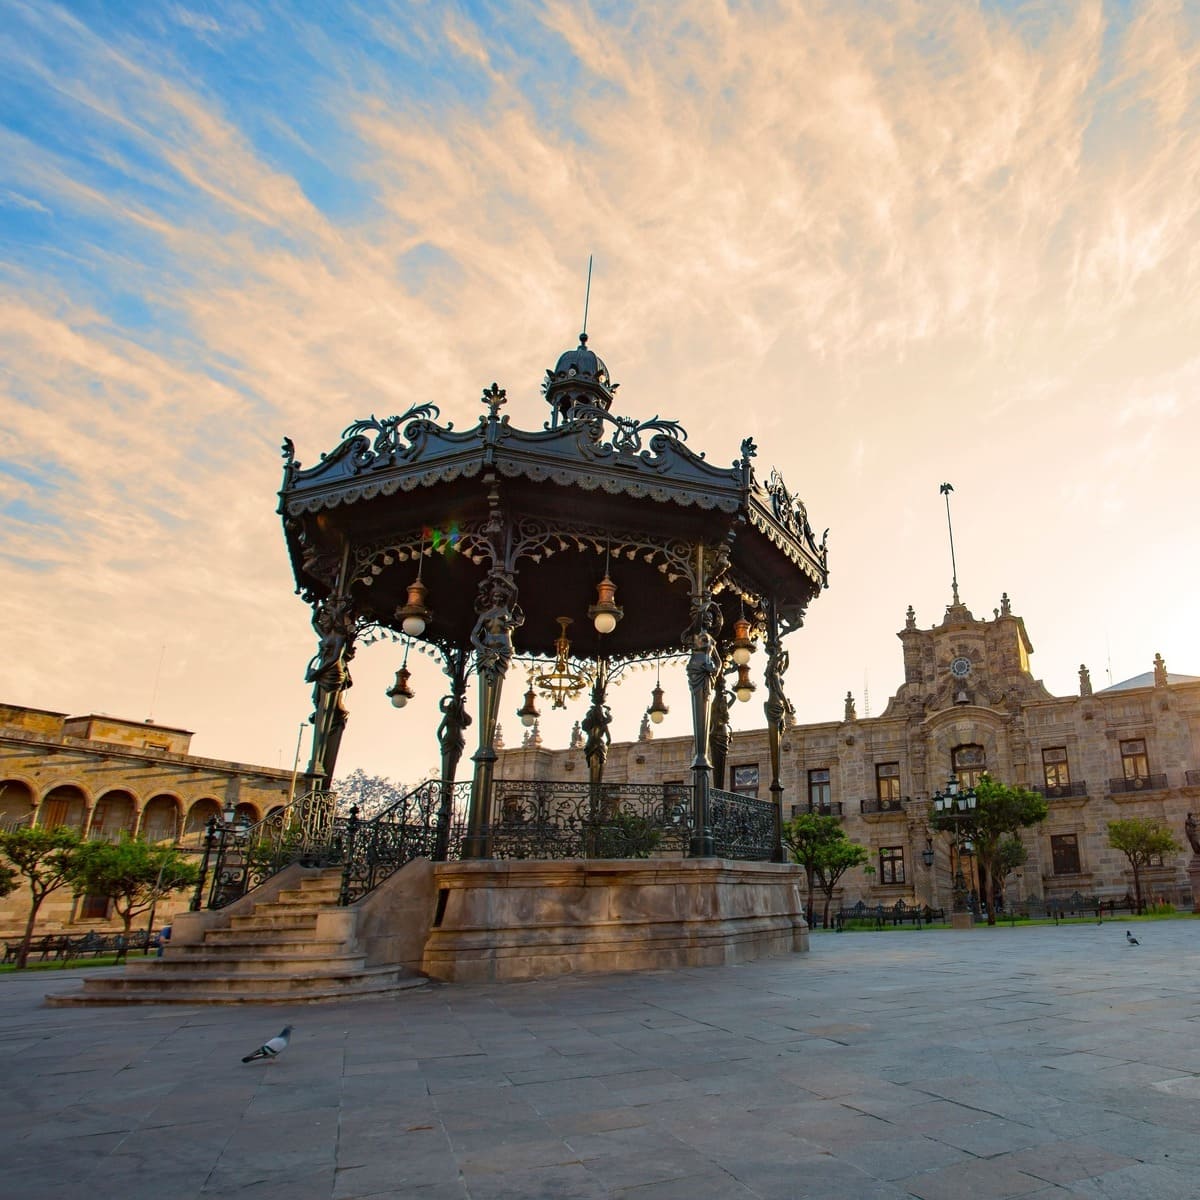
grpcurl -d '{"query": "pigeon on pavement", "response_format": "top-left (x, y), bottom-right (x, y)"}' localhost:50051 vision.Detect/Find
top-left (1126, 930), bottom-right (1140, 945)
top-left (242, 1025), bottom-right (293, 1063)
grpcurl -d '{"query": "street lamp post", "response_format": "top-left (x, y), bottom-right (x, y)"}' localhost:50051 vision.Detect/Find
top-left (932, 773), bottom-right (978, 928)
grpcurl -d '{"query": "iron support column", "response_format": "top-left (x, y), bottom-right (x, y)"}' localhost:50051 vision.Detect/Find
top-left (685, 557), bottom-right (721, 857)
top-left (434, 649), bottom-right (472, 862)
top-left (762, 601), bottom-right (788, 863)
top-left (464, 571), bottom-right (523, 859)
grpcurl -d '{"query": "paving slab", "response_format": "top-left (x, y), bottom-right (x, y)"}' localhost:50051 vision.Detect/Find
top-left (2, 920), bottom-right (1199, 1198)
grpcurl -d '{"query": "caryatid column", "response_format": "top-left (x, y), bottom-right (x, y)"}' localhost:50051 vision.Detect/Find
top-left (762, 601), bottom-right (789, 863)
top-left (464, 571), bottom-right (523, 859)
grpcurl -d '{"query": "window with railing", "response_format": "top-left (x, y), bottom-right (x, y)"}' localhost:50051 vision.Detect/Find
top-left (808, 768), bottom-right (831, 809)
top-left (1120, 739), bottom-right (1149, 781)
top-left (952, 744), bottom-right (986, 788)
top-left (878, 845), bottom-right (905, 884)
top-left (1042, 747), bottom-right (1070, 788)
top-left (876, 762), bottom-right (901, 803)
top-left (1050, 833), bottom-right (1082, 875)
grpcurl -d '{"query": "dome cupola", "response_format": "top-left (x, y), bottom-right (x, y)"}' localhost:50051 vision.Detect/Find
top-left (544, 332), bottom-right (617, 423)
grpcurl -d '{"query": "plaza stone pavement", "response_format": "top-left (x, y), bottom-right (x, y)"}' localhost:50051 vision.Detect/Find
top-left (5, 924), bottom-right (1200, 1200)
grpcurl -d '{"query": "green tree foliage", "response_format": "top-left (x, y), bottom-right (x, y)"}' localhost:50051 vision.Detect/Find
top-left (781, 813), bottom-right (869, 929)
top-left (67, 838), bottom-right (199, 962)
top-left (0, 826), bottom-right (82, 968)
top-left (1107, 817), bottom-right (1182, 915)
top-left (929, 776), bottom-right (1047, 925)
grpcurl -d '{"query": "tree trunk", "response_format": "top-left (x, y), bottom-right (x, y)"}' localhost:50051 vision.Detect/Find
top-left (15, 891), bottom-right (46, 970)
top-left (1131, 861), bottom-right (1143, 915)
top-left (821, 889), bottom-right (834, 930)
top-left (116, 907), bottom-right (134, 964)
top-left (805, 866), bottom-right (817, 929)
top-left (978, 860), bottom-right (995, 925)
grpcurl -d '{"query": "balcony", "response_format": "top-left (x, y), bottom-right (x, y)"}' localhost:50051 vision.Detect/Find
top-left (1032, 781), bottom-right (1089, 800)
top-left (788, 802), bottom-right (844, 820)
top-left (861, 796), bottom-right (905, 815)
top-left (1108, 774), bottom-right (1168, 795)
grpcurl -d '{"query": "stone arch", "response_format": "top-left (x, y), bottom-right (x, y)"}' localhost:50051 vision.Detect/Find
top-left (140, 794), bottom-right (183, 843)
top-left (0, 778), bottom-right (38, 829)
top-left (181, 797), bottom-right (222, 846)
top-left (234, 801), bottom-right (261, 825)
top-left (87, 789), bottom-right (138, 842)
top-left (37, 782), bottom-right (91, 832)
top-left (924, 710), bottom-right (1011, 791)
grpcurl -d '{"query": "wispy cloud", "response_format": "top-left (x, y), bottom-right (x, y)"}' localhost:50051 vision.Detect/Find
top-left (1, 0), bottom-right (1199, 769)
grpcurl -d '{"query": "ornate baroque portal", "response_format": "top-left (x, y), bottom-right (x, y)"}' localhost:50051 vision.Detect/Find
top-left (278, 333), bottom-right (829, 867)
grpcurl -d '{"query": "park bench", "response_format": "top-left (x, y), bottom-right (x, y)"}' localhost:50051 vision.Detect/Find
top-left (833, 900), bottom-right (946, 931)
top-left (2, 929), bottom-right (152, 965)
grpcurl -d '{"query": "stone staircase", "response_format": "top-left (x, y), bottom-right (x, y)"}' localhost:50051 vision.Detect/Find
top-left (47, 868), bottom-right (428, 1005)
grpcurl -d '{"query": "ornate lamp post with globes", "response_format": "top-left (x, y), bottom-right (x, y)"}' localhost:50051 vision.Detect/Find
top-left (931, 773), bottom-right (978, 928)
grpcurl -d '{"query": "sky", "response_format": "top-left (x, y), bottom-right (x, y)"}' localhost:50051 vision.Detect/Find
top-left (2, 0), bottom-right (1199, 783)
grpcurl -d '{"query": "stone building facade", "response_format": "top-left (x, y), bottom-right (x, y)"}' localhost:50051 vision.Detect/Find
top-left (0, 703), bottom-right (301, 934)
top-left (498, 595), bottom-right (1200, 913)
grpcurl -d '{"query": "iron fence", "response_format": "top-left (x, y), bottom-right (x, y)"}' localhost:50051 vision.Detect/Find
top-left (709, 787), bottom-right (777, 860)
top-left (483, 779), bottom-right (693, 860)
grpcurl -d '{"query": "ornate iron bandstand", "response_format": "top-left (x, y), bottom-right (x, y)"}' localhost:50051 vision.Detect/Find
top-left (275, 334), bottom-right (827, 891)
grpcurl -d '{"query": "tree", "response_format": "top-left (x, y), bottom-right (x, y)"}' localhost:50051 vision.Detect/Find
top-left (67, 838), bottom-right (199, 962)
top-left (930, 776), bottom-right (1048, 925)
top-left (813, 837), bottom-right (870, 930)
top-left (0, 826), bottom-right (82, 968)
top-left (1107, 818), bottom-right (1181, 915)
top-left (332, 769), bottom-right (415, 819)
top-left (782, 813), bottom-right (868, 929)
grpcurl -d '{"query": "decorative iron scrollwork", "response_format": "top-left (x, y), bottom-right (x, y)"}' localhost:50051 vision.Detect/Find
top-left (709, 787), bottom-right (776, 859)
top-left (334, 403), bottom-right (443, 474)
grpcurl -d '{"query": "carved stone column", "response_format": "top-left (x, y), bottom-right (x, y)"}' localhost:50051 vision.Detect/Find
top-left (464, 571), bottom-right (523, 859)
top-left (434, 647), bottom-right (472, 862)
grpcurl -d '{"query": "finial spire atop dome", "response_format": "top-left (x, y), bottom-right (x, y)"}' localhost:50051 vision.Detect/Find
top-left (544, 330), bottom-right (618, 424)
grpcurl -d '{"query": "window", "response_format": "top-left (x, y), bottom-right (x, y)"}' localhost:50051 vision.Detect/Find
top-left (1042, 747), bottom-right (1070, 789)
top-left (731, 765), bottom-right (759, 797)
top-left (879, 846), bottom-right (905, 884)
top-left (1050, 833), bottom-right (1082, 875)
top-left (953, 744), bottom-right (986, 789)
top-left (875, 763), bottom-right (901, 803)
top-left (808, 768), bottom-right (831, 810)
top-left (1120, 739), bottom-right (1149, 781)
top-left (78, 893), bottom-right (109, 920)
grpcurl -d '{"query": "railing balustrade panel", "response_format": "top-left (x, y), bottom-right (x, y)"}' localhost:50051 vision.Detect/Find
top-left (708, 787), bottom-right (775, 860)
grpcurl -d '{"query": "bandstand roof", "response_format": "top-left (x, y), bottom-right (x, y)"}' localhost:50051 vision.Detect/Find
top-left (279, 337), bottom-right (828, 661)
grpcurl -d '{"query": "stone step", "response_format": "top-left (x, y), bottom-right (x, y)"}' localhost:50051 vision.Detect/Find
top-left (130, 952), bottom-right (368, 975)
top-left (187, 935), bottom-right (347, 954)
top-left (227, 912), bottom-right (320, 931)
top-left (63, 963), bottom-right (415, 998)
top-left (46, 969), bottom-right (428, 1006)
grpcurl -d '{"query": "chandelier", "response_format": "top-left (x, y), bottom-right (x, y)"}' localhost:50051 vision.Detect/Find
top-left (533, 617), bottom-right (589, 709)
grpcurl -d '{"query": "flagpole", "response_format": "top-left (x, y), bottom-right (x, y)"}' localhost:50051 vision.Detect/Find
top-left (939, 483), bottom-right (959, 605)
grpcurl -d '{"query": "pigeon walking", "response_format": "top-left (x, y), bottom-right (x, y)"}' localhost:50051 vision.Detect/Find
top-left (242, 1025), bottom-right (292, 1063)
top-left (1126, 930), bottom-right (1140, 945)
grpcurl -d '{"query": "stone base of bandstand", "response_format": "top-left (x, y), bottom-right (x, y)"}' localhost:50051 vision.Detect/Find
top-left (950, 911), bottom-right (974, 930)
top-left (1188, 855), bottom-right (1200, 912)
top-left (421, 858), bottom-right (809, 984)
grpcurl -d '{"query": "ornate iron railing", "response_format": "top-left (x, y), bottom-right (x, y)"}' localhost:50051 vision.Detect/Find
top-left (709, 787), bottom-right (777, 860)
top-left (1032, 781), bottom-right (1089, 799)
top-left (195, 789), bottom-right (340, 910)
top-left (482, 779), bottom-right (693, 860)
top-left (1109, 774), bottom-right (1168, 794)
top-left (338, 779), bottom-right (473, 905)
top-left (860, 796), bottom-right (905, 814)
